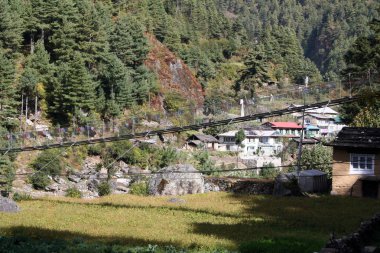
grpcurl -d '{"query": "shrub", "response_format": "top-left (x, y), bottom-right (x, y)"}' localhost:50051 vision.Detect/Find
top-left (0, 155), bottom-right (15, 195)
top-left (87, 144), bottom-right (103, 156)
top-left (97, 182), bottom-right (111, 196)
top-left (30, 172), bottom-right (51, 190)
top-left (260, 163), bottom-right (280, 178)
top-left (31, 149), bottom-right (64, 176)
top-left (193, 151), bottom-right (216, 175)
top-left (65, 187), bottom-right (82, 198)
top-left (130, 181), bottom-right (148, 196)
top-left (12, 192), bottom-right (32, 202)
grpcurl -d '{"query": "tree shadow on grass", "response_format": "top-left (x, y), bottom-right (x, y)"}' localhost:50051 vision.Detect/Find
top-left (191, 194), bottom-right (380, 253)
top-left (1, 225), bottom-right (183, 251)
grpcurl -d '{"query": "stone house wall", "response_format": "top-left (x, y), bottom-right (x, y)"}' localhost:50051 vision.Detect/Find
top-left (332, 148), bottom-right (380, 197)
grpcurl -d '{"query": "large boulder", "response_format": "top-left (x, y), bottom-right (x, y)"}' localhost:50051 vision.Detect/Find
top-left (0, 197), bottom-right (20, 213)
top-left (148, 164), bottom-right (204, 196)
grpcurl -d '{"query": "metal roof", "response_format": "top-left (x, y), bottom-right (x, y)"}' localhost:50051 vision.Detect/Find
top-left (328, 127), bottom-right (380, 148)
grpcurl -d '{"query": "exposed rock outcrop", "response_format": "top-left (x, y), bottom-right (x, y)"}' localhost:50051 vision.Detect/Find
top-left (0, 197), bottom-right (20, 213)
top-left (148, 164), bottom-right (204, 196)
top-left (145, 34), bottom-right (204, 112)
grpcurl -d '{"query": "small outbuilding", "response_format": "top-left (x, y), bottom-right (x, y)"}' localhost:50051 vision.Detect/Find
top-left (185, 134), bottom-right (219, 150)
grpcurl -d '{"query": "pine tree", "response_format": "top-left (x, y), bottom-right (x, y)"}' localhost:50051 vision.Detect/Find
top-left (235, 44), bottom-right (270, 97)
top-left (0, 0), bottom-right (24, 54)
top-left (110, 16), bottom-right (149, 68)
top-left (0, 155), bottom-right (15, 195)
top-left (74, 0), bottom-right (109, 70)
top-left (98, 53), bottom-right (134, 108)
top-left (0, 49), bottom-right (17, 129)
top-left (52, 52), bottom-right (96, 121)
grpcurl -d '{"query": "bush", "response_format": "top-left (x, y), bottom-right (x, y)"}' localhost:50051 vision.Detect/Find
top-left (12, 192), bottom-right (32, 202)
top-left (130, 181), bottom-right (148, 196)
top-left (30, 172), bottom-right (51, 190)
top-left (65, 187), bottom-right (82, 198)
top-left (97, 182), bottom-right (111, 196)
top-left (260, 163), bottom-right (280, 178)
top-left (88, 144), bottom-right (104, 156)
top-left (0, 155), bottom-right (15, 195)
top-left (31, 149), bottom-right (64, 176)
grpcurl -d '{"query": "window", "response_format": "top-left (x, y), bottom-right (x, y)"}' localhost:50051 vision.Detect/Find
top-left (350, 154), bottom-right (375, 175)
top-left (259, 137), bottom-right (269, 144)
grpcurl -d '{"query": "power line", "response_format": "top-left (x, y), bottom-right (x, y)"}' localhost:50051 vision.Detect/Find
top-left (4, 160), bottom-right (379, 177)
top-left (2, 93), bottom-right (378, 154)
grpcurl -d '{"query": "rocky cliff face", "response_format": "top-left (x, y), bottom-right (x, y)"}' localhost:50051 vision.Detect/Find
top-left (145, 34), bottom-right (204, 112)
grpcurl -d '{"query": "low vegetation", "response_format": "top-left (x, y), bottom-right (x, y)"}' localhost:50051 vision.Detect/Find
top-left (1, 193), bottom-right (380, 253)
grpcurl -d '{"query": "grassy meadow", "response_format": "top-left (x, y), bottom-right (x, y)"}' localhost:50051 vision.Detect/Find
top-left (1, 192), bottom-right (380, 252)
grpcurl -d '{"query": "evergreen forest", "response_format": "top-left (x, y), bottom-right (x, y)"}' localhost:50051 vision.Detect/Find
top-left (0, 0), bottom-right (378, 130)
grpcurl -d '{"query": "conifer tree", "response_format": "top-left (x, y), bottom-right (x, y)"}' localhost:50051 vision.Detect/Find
top-left (53, 52), bottom-right (96, 121)
top-left (0, 155), bottom-right (15, 196)
top-left (0, 0), bottom-right (24, 54)
top-left (235, 44), bottom-right (270, 97)
top-left (110, 16), bottom-right (149, 68)
top-left (0, 49), bottom-right (17, 129)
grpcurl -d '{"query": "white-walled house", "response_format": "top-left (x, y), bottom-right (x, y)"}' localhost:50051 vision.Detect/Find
top-left (289, 104), bottom-right (345, 136)
top-left (261, 122), bottom-right (304, 137)
top-left (297, 113), bottom-right (345, 136)
top-left (218, 128), bottom-right (284, 156)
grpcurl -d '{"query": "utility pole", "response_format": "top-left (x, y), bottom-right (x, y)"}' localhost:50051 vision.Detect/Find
top-left (296, 82), bottom-right (307, 176)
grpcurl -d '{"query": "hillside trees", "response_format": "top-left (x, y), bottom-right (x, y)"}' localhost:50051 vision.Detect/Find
top-left (0, 49), bottom-right (17, 130)
top-left (340, 17), bottom-right (380, 126)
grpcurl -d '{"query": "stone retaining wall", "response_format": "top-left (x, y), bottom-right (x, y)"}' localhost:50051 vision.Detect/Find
top-left (320, 213), bottom-right (380, 253)
top-left (205, 177), bottom-right (274, 195)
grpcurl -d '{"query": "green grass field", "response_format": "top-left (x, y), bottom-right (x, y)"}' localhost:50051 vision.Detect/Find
top-left (1, 193), bottom-right (380, 252)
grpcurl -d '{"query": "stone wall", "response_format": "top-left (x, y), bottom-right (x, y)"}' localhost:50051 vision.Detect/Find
top-left (205, 177), bottom-right (274, 195)
top-left (320, 213), bottom-right (380, 253)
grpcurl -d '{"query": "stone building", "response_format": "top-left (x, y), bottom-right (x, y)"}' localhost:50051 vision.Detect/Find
top-left (329, 127), bottom-right (380, 198)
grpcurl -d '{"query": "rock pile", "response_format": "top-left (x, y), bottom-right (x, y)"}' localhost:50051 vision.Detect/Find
top-left (148, 164), bottom-right (204, 196)
top-left (13, 158), bottom-right (147, 199)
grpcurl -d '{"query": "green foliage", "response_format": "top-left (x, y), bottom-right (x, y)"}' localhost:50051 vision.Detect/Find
top-left (193, 151), bottom-right (215, 174)
top-left (97, 181), bottom-right (111, 196)
top-left (0, 155), bottom-right (15, 195)
top-left (234, 129), bottom-right (245, 147)
top-left (300, 144), bottom-right (333, 178)
top-left (65, 187), bottom-right (82, 198)
top-left (340, 17), bottom-right (380, 126)
top-left (259, 163), bottom-right (280, 179)
top-left (87, 144), bottom-right (104, 156)
top-left (12, 192), bottom-right (32, 202)
top-left (157, 147), bottom-right (179, 168)
top-left (30, 172), bottom-right (51, 190)
top-left (0, 49), bottom-right (17, 130)
top-left (129, 181), bottom-right (148, 196)
top-left (31, 149), bottom-right (64, 177)
top-left (163, 91), bottom-right (187, 113)
top-left (239, 237), bottom-right (318, 253)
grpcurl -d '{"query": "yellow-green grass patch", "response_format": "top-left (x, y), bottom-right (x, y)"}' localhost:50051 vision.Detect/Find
top-left (1, 192), bottom-right (379, 251)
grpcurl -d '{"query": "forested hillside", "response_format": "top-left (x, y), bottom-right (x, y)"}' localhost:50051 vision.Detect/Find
top-left (0, 0), bottom-right (378, 130)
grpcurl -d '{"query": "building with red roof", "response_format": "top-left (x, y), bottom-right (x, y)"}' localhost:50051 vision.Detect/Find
top-left (262, 122), bottom-right (305, 136)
